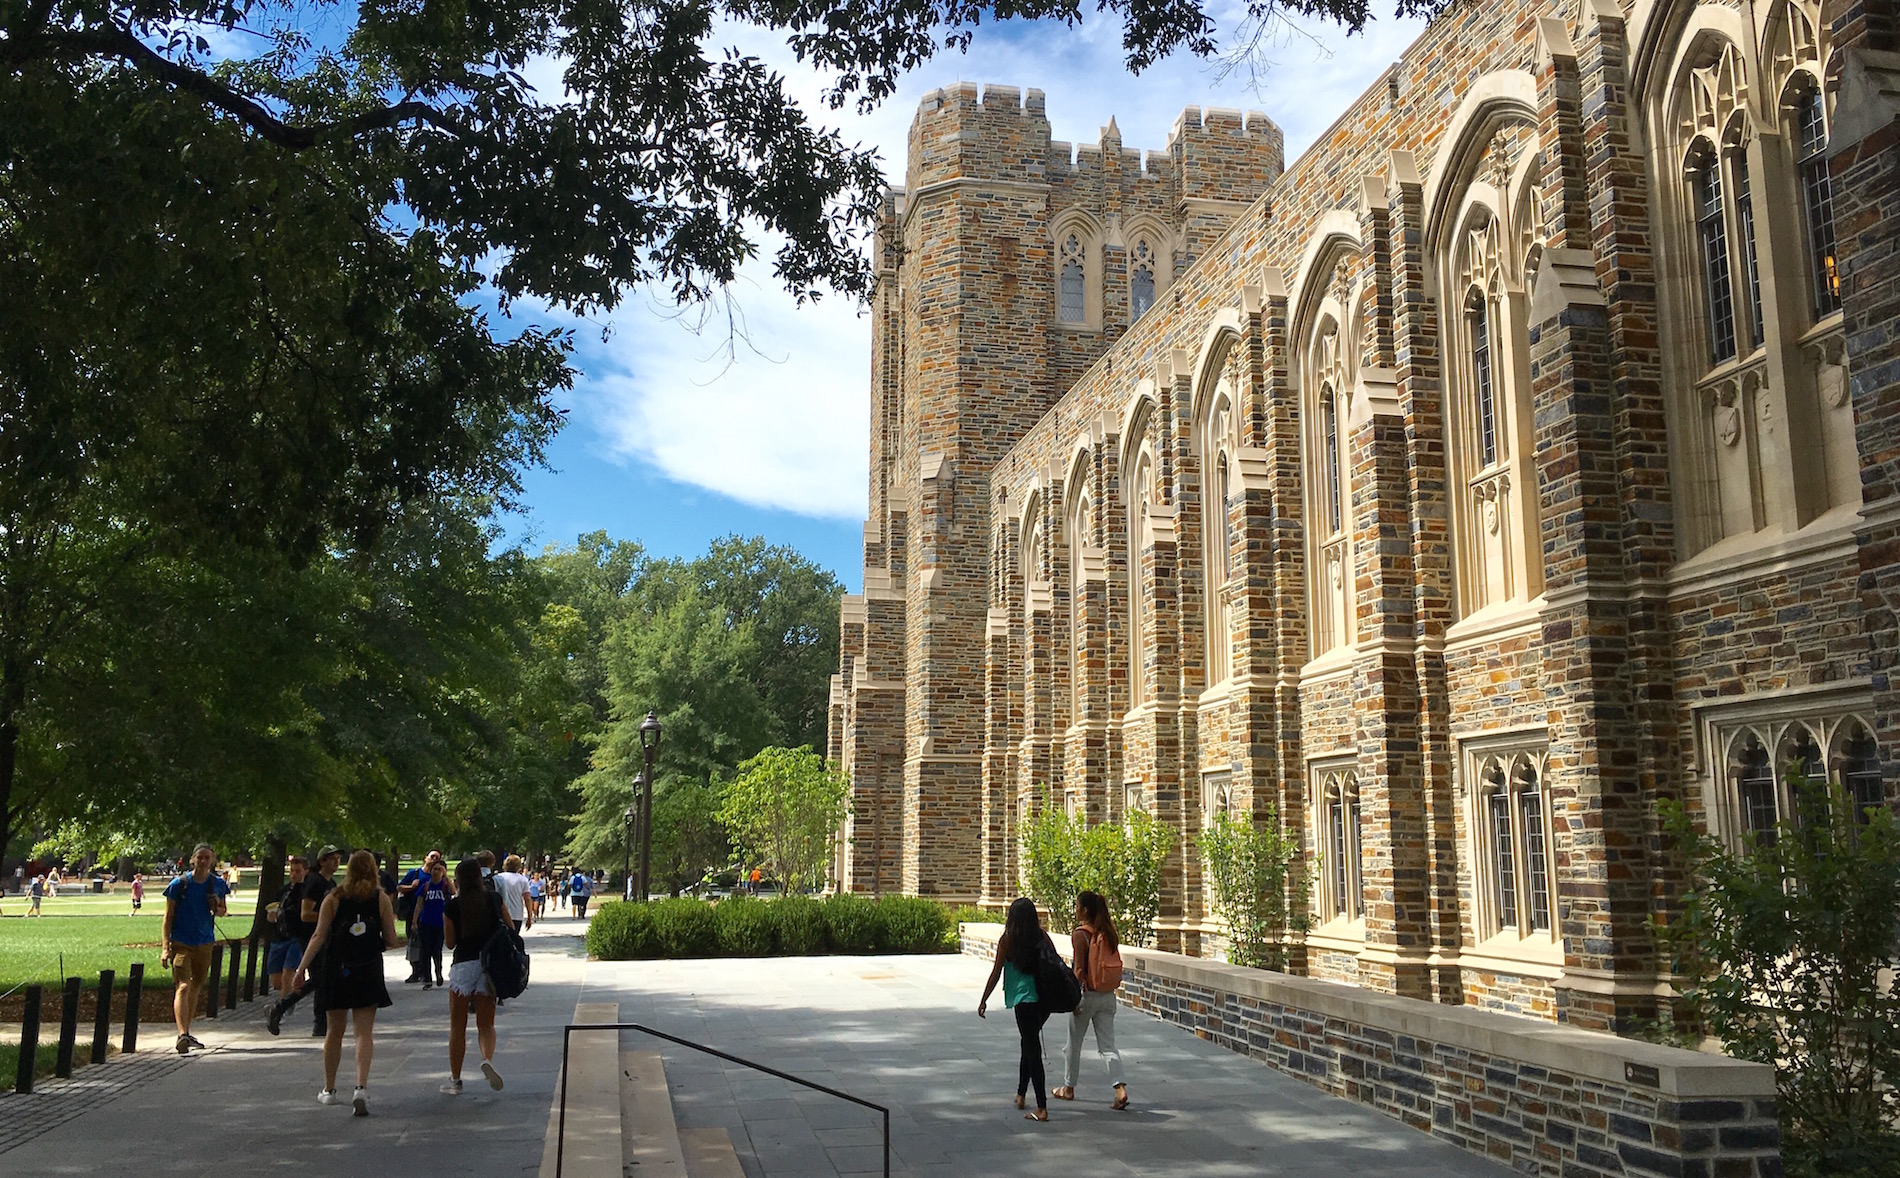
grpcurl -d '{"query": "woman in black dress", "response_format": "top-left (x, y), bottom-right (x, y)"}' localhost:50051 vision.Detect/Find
top-left (292, 849), bottom-right (400, 1116)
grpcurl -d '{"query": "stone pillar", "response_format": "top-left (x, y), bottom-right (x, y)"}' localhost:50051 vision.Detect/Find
top-left (1143, 500), bottom-right (1186, 950)
top-left (982, 604), bottom-right (1016, 907)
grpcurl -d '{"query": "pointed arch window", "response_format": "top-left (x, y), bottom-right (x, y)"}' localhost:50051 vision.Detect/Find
top-left (1732, 152), bottom-right (1765, 350)
top-left (1468, 291), bottom-right (1499, 468)
top-left (1313, 763), bottom-right (1362, 922)
top-left (1467, 742), bottom-right (1554, 941)
top-left (1321, 389), bottom-right (1343, 536)
top-left (1131, 240), bottom-right (1156, 320)
top-left (1696, 156), bottom-right (1738, 365)
top-left (1841, 724), bottom-right (1884, 819)
top-left (1129, 445), bottom-right (1157, 706)
top-left (1059, 234), bottom-right (1087, 324)
top-left (1794, 90), bottom-right (1840, 317)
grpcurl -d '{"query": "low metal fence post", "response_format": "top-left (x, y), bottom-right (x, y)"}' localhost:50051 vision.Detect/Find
top-left (14, 984), bottom-right (42, 1093)
top-left (223, 938), bottom-right (240, 1011)
top-left (204, 943), bottom-right (222, 1018)
top-left (55, 976), bottom-right (81, 1078)
top-left (243, 936), bottom-right (259, 1002)
top-left (92, 968), bottom-right (116, 1065)
top-left (122, 964), bottom-right (144, 1054)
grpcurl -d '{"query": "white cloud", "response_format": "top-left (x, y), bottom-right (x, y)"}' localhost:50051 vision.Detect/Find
top-left (572, 10), bottom-right (1426, 521)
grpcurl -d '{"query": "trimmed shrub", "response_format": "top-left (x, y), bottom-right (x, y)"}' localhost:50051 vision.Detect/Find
top-left (822, 892), bottom-right (881, 953)
top-left (945, 904), bottom-right (1002, 926)
top-left (878, 895), bottom-right (953, 953)
top-left (714, 896), bottom-right (777, 956)
top-left (769, 895), bottom-right (827, 955)
top-left (587, 900), bottom-right (657, 960)
top-left (650, 897), bottom-right (720, 957)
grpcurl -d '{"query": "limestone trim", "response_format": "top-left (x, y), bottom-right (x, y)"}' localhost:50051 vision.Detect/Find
top-left (1663, 502), bottom-right (1858, 595)
top-left (1458, 729), bottom-right (1558, 949)
top-left (1691, 687), bottom-right (1881, 849)
top-left (1051, 207), bottom-right (1106, 331)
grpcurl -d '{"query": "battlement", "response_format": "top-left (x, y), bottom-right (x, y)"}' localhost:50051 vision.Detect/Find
top-left (1169, 104), bottom-right (1284, 205)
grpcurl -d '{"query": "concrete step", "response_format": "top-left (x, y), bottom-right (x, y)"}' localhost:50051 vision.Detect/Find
top-left (622, 1049), bottom-right (689, 1177)
top-left (679, 1127), bottom-right (746, 1178)
top-left (538, 1001), bottom-right (621, 1178)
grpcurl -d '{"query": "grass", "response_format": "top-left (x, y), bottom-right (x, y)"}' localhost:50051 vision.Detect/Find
top-left (0, 1038), bottom-right (60, 1085)
top-left (3, 887), bottom-right (260, 919)
top-left (0, 910), bottom-right (260, 993)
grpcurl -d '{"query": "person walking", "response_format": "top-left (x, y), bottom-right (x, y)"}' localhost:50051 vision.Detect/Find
top-left (267, 845), bottom-right (339, 1037)
top-left (1051, 890), bottom-right (1129, 1110)
top-left (569, 870), bottom-right (593, 920)
top-left (130, 873), bottom-right (145, 915)
top-left (28, 872), bottom-right (45, 915)
top-left (977, 897), bottom-right (1056, 1121)
top-left (493, 855), bottom-right (533, 932)
top-left (441, 857), bottom-right (507, 1095)
top-left (265, 856), bottom-right (309, 997)
top-left (160, 844), bottom-right (231, 1054)
top-left (527, 872), bottom-right (545, 921)
top-left (413, 854), bottom-right (452, 989)
top-left (290, 850), bottom-right (400, 1116)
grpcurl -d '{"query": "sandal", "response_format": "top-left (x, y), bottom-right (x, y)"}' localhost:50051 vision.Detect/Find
top-left (1025, 1109), bottom-right (1049, 1122)
top-left (1112, 1085), bottom-right (1130, 1111)
top-left (1051, 1086), bottom-right (1075, 1101)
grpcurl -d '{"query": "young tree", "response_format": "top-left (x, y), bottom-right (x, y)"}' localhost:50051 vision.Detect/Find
top-left (1196, 810), bottom-right (1308, 969)
top-left (714, 746), bottom-right (848, 893)
top-left (1660, 777), bottom-right (1900, 1173)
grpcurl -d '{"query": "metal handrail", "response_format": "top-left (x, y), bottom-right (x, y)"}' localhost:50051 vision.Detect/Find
top-left (556, 1021), bottom-right (890, 1178)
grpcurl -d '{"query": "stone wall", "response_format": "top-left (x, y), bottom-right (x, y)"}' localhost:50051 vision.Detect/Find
top-left (961, 923), bottom-right (1781, 1178)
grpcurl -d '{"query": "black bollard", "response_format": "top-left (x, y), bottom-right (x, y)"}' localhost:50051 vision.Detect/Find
top-left (15, 984), bottom-right (42, 1093)
top-left (123, 964), bottom-right (144, 1054)
top-left (204, 943), bottom-right (222, 1018)
top-left (55, 976), bottom-right (81, 1078)
top-left (224, 939), bottom-right (240, 1011)
top-left (243, 936), bottom-right (259, 1002)
top-left (92, 969), bottom-right (116, 1065)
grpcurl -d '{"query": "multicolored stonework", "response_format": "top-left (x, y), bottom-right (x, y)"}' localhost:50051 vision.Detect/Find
top-left (831, 0), bottom-right (1900, 1042)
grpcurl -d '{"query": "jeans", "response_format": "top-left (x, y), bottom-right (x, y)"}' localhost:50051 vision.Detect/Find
top-left (1013, 1001), bottom-right (1050, 1109)
top-left (1062, 989), bottom-right (1126, 1089)
top-left (415, 923), bottom-right (445, 981)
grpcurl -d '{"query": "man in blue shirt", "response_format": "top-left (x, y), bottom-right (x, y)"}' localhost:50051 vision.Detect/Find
top-left (397, 853), bottom-right (434, 983)
top-left (161, 844), bottom-right (230, 1054)
top-left (570, 871), bottom-right (593, 919)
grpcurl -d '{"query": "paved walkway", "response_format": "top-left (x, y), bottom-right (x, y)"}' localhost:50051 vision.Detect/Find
top-left (2, 928), bottom-right (1507, 1178)
top-left (585, 954), bottom-right (1508, 1178)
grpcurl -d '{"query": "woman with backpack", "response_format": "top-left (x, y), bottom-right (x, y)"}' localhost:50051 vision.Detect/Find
top-left (441, 856), bottom-right (506, 1095)
top-left (289, 850), bottom-right (400, 1116)
top-left (977, 897), bottom-right (1060, 1121)
top-left (1051, 890), bottom-right (1129, 1110)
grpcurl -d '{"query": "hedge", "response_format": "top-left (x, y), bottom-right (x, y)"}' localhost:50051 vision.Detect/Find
top-left (587, 894), bottom-right (958, 960)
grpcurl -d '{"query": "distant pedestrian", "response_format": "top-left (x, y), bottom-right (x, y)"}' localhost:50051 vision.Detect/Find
top-left (441, 857), bottom-right (507, 1095)
top-left (569, 870), bottom-right (593, 920)
top-left (1051, 890), bottom-right (1129, 1111)
top-left (493, 855), bottom-right (533, 932)
top-left (527, 873), bottom-right (546, 920)
top-left (977, 897), bottom-right (1055, 1121)
top-left (413, 855), bottom-right (452, 989)
top-left (268, 845), bottom-right (340, 1037)
top-left (266, 857), bottom-right (308, 997)
top-left (550, 870), bottom-right (566, 912)
top-left (161, 844), bottom-right (231, 1054)
top-left (28, 873), bottom-right (45, 915)
top-left (291, 850), bottom-right (399, 1115)
top-left (130, 874), bottom-right (145, 915)
top-left (397, 852), bottom-right (433, 984)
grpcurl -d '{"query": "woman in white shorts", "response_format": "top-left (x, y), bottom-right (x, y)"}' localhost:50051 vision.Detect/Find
top-left (440, 857), bottom-right (506, 1094)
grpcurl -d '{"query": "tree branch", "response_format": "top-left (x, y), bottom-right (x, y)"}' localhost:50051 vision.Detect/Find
top-left (6, 25), bottom-right (470, 150)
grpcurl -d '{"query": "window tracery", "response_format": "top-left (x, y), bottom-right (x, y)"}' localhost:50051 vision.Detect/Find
top-left (1313, 764), bottom-right (1362, 922)
top-left (1059, 234), bottom-right (1087, 325)
top-left (1465, 742), bottom-right (1554, 941)
top-left (1203, 366), bottom-right (1241, 686)
top-left (1131, 239), bottom-right (1156, 320)
top-left (1308, 317), bottom-right (1353, 657)
top-left (1703, 702), bottom-right (1885, 848)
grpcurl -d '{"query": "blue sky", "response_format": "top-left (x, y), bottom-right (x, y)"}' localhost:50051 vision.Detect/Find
top-left (495, 9), bottom-right (1427, 590)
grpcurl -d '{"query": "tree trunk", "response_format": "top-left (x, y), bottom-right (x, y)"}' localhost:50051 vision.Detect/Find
top-left (251, 834), bottom-right (287, 941)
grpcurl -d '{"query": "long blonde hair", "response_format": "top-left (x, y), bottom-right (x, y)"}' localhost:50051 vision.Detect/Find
top-left (340, 849), bottom-right (380, 901)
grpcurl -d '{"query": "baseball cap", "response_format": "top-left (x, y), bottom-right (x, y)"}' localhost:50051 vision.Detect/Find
top-left (317, 845), bottom-right (341, 860)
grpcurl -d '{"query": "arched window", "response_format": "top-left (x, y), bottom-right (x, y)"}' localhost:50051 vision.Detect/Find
top-left (1131, 239), bottom-right (1156, 320)
top-left (1793, 90), bottom-right (1840, 317)
top-left (1695, 154), bottom-right (1739, 365)
top-left (1203, 377), bottom-right (1240, 686)
top-left (1732, 152), bottom-right (1764, 351)
top-left (1303, 304), bottom-right (1354, 659)
top-left (1129, 444), bottom-right (1157, 706)
top-left (1312, 763), bottom-right (1361, 922)
top-left (1706, 703), bottom-right (1885, 849)
top-left (1321, 389), bottom-right (1343, 535)
top-left (1734, 734), bottom-right (1779, 846)
top-left (1470, 746), bottom-right (1554, 940)
top-left (1059, 234), bottom-right (1086, 325)
top-left (1840, 723), bottom-right (1884, 819)
top-left (1070, 487), bottom-right (1094, 717)
top-left (1468, 291), bottom-right (1498, 469)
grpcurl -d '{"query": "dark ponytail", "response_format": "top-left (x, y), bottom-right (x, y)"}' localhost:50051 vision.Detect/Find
top-left (1076, 890), bottom-right (1118, 951)
top-left (1000, 897), bottom-right (1043, 973)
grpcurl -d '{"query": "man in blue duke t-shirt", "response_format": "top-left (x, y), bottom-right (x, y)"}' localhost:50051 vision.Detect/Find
top-left (161, 844), bottom-right (230, 1055)
top-left (570, 871), bottom-right (593, 920)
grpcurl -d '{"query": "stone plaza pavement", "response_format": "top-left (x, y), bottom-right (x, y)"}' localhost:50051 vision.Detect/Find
top-left (0, 922), bottom-right (1507, 1177)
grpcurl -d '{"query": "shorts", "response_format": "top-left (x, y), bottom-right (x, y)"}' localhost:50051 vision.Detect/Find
top-left (170, 943), bottom-right (215, 986)
top-left (266, 938), bottom-right (303, 973)
top-left (131, 899), bottom-right (142, 910)
top-left (447, 960), bottom-right (492, 998)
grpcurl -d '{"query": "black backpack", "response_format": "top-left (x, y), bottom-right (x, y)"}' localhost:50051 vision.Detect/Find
top-left (274, 881), bottom-right (300, 941)
top-left (479, 899), bottom-right (531, 1000)
top-left (1033, 933), bottom-right (1082, 1014)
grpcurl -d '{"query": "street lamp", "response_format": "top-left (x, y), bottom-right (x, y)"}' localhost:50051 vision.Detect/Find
top-left (637, 709), bottom-right (662, 901)
top-left (623, 803), bottom-right (637, 903)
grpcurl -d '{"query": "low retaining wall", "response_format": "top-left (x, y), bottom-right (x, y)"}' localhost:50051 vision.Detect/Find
top-left (960, 924), bottom-right (1780, 1178)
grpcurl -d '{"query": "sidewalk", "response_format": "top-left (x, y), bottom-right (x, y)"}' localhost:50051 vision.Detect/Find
top-left (0, 915), bottom-right (593, 1175)
top-left (585, 954), bottom-right (1510, 1178)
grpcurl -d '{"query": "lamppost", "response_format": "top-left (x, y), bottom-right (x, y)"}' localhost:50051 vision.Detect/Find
top-left (623, 803), bottom-right (636, 903)
top-left (637, 710), bottom-right (662, 901)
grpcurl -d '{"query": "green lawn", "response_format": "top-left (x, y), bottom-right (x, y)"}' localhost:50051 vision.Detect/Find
top-left (0, 1038), bottom-right (61, 1085)
top-left (0, 911), bottom-right (261, 992)
top-left (3, 887), bottom-right (261, 919)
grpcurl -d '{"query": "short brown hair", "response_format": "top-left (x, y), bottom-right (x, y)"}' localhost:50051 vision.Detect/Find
top-left (477, 850), bottom-right (495, 869)
top-left (504, 854), bottom-right (523, 872)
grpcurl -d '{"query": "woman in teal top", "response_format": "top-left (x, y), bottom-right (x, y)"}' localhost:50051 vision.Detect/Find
top-left (978, 897), bottom-right (1056, 1120)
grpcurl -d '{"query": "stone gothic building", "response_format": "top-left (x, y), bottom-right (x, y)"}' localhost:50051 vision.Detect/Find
top-left (826, 0), bottom-right (1900, 1033)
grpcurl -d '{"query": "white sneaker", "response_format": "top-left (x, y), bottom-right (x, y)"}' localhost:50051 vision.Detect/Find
top-left (317, 1089), bottom-right (338, 1106)
top-left (481, 1060), bottom-right (504, 1091)
top-left (351, 1088), bottom-right (368, 1117)
top-left (439, 1078), bottom-right (462, 1095)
